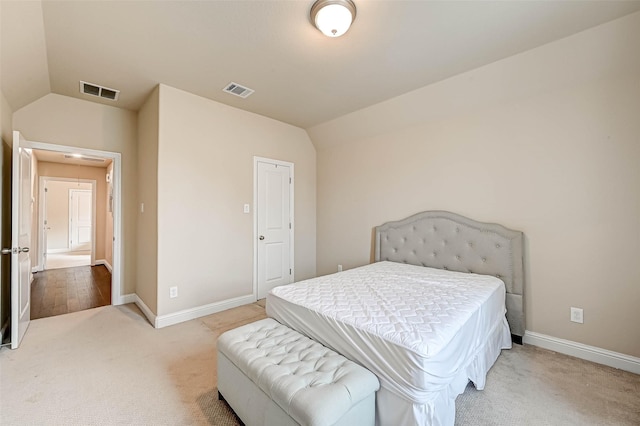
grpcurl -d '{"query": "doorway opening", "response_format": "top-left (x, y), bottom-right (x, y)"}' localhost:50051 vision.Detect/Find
top-left (39, 177), bottom-right (96, 270)
top-left (30, 149), bottom-right (115, 320)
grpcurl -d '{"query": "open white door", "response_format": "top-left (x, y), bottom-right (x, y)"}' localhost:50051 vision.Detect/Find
top-left (255, 158), bottom-right (293, 299)
top-left (10, 131), bottom-right (32, 349)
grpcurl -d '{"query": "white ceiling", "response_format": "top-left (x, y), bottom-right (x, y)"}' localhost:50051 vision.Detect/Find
top-left (2, 1), bottom-right (640, 129)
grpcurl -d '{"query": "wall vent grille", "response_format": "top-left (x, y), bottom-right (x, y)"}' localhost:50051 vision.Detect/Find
top-left (223, 82), bottom-right (254, 99)
top-left (80, 81), bottom-right (120, 101)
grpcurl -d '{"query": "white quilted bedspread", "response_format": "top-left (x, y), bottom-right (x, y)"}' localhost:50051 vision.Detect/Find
top-left (269, 261), bottom-right (505, 357)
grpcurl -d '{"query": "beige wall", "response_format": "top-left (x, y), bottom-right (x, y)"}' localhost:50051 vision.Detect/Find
top-left (156, 84), bottom-right (316, 316)
top-left (308, 12), bottom-right (640, 357)
top-left (136, 87), bottom-right (159, 314)
top-left (1, 90), bottom-right (12, 147)
top-left (0, 90), bottom-right (12, 335)
top-left (13, 94), bottom-right (137, 295)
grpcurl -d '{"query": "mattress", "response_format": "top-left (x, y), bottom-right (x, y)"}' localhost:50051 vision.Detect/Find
top-left (266, 261), bottom-right (512, 425)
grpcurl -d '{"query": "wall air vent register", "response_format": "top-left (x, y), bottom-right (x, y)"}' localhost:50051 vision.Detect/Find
top-left (80, 81), bottom-right (120, 101)
top-left (223, 82), bottom-right (255, 99)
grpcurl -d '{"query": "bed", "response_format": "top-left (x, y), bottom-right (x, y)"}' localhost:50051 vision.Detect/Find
top-left (266, 211), bottom-right (525, 426)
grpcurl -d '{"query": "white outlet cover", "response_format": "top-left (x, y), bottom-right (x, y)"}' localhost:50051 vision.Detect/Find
top-left (170, 286), bottom-right (178, 298)
top-left (243, 204), bottom-right (250, 214)
top-left (570, 307), bottom-right (583, 323)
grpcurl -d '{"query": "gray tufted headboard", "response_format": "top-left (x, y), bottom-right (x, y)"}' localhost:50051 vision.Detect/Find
top-left (375, 211), bottom-right (525, 338)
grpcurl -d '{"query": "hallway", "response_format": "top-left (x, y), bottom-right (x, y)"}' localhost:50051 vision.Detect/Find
top-left (30, 265), bottom-right (111, 320)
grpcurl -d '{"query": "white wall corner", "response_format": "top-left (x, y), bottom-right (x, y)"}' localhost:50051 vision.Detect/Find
top-left (94, 259), bottom-right (113, 273)
top-left (524, 331), bottom-right (640, 375)
top-left (154, 294), bottom-right (256, 329)
top-left (133, 294), bottom-right (157, 328)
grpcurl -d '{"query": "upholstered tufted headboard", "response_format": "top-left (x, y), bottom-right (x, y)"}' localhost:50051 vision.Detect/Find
top-left (375, 211), bottom-right (525, 338)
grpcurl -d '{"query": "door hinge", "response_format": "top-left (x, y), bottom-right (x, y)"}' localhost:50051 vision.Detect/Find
top-left (44, 187), bottom-right (48, 192)
top-left (289, 223), bottom-right (291, 229)
top-left (289, 177), bottom-right (291, 184)
top-left (289, 269), bottom-right (292, 275)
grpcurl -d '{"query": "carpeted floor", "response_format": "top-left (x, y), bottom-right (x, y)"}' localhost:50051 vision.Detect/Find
top-left (0, 302), bottom-right (638, 425)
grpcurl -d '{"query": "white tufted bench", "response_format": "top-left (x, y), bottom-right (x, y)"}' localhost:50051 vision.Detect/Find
top-left (217, 318), bottom-right (380, 426)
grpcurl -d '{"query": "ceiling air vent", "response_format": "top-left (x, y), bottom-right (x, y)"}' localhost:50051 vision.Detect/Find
top-left (223, 82), bottom-right (254, 99)
top-left (80, 81), bottom-right (120, 101)
top-left (64, 154), bottom-right (106, 163)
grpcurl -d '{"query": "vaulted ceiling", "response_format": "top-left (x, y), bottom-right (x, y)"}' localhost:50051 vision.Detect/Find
top-left (2, 1), bottom-right (640, 129)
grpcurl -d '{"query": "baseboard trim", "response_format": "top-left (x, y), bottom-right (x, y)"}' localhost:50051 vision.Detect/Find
top-left (94, 259), bottom-right (113, 273)
top-left (133, 295), bottom-right (157, 327)
top-left (524, 331), bottom-right (640, 375)
top-left (119, 293), bottom-right (137, 304)
top-left (155, 294), bottom-right (256, 329)
top-left (47, 248), bottom-right (72, 254)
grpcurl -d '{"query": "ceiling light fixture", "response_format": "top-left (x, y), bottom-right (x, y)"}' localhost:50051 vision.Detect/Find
top-left (310, 0), bottom-right (356, 38)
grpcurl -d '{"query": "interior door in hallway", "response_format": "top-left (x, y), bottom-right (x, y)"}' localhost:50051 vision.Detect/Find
top-left (256, 158), bottom-right (293, 299)
top-left (10, 131), bottom-right (32, 349)
top-left (69, 189), bottom-right (92, 252)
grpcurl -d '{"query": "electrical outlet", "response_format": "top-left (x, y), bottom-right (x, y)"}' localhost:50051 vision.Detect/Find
top-left (170, 286), bottom-right (178, 298)
top-left (570, 307), bottom-right (583, 324)
top-left (337, 264), bottom-right (343, 272)
top-left (243, 204), bottom-right (250, 214)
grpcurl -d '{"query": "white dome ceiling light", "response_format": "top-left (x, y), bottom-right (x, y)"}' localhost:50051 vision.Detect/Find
top-left (310, 0), bottom-right (357, 38)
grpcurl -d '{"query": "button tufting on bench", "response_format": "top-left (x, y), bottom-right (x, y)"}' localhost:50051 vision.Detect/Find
top-left (218, 318), bottom-right (380, 426)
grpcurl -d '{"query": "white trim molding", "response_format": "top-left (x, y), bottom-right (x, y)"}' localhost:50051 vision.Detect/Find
top-left (94, 259), bottom-right (113, 273)
top-left (524, 331), bottom-right (640, 375)
top-left (120, 293), bottom-right (137, 304)
top-left (132, 294), bottom-right (156, 327)
top-left (112, 292), bottom-right (136, 306)
top-left (155, 294), bottom-right (256, 329)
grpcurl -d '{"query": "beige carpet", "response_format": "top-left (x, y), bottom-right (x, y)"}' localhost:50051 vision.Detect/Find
top-left (0, 303), bottom-right (638, 425)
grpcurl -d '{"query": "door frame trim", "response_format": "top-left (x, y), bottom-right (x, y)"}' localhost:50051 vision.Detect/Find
top-left (23, 140), bottom-right (124, 305)
top-left (38, 177), bottom-right (97, 270)
top-left (252, 156), bottom-right (294, 301)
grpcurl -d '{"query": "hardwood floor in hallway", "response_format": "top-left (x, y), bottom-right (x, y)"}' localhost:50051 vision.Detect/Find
top-left (30, 265), bottom-right (112, 320)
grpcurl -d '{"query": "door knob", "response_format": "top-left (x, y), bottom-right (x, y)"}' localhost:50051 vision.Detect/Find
top-left (20, 247), bottom-right (29, 253)
top-left (259, 235), bottom-right (265, 240)
top-left (1, 248), bottom-right (12, 255)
